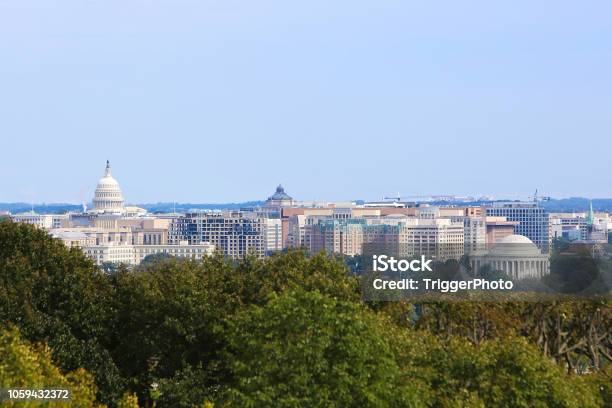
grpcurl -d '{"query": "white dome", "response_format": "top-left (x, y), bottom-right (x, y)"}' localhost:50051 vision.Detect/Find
top-left (92, 161), bottom-right (125, 213)
top-left (491, 234), bottom-right (541, 256)
top-left (96, 175), bottom-right (120, 187)
top-left (497, 234), bottom-right (534, 244)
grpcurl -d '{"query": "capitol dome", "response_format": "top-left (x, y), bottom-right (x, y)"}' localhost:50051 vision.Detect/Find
top-left (92, 161), bottom-right (125, 214)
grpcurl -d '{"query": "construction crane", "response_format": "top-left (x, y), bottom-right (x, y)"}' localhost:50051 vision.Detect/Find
top-left (527, 189), bottom-right (551, 203)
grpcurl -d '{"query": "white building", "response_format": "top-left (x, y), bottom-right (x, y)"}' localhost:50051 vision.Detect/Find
top-left (462, 216), bottom-right (486, 252)
top-left (92, 160), bottom-right (126, 214)
top-left (263, 218), bottom-right (283, 253)
top-left (378, 216), bottom-right (465, 261)
top-left (82, 241), bottom-right (216, 266)
top-left (50, 229), bottom-right (98, 248)
top-left (470, 235), bottom-right (549, 280)
top-left (11, 212), bottom-right (68, 229)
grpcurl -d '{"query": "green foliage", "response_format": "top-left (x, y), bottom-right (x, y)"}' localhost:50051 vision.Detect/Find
top-left (109, 256), bottom-right (232, 403)
top-left (224, 289), bottom-right (423, 407)
top-left (0, 220), bottom-right (124, 404)
top-left (0, 326), bottom-right (100, 407)
top-left (117, 392), bottom-right (140, 408)
top-left (547, 247), bottom-right (601, 293)
top-left (231, 250), bottom-right (361, 305)
top-left (416, 302), bottom-right (522, 344)
top-left (0, 220), bottom-right (111, 338)
top-left (585, 370), bottom-right (612, 407)
top-left (412, 335), bottom-right (602, 407)
top-left (108, 250), bottom-right (360, 406)
top-left (155, 365), bottom-right (218, 408)
top-left (0, 220), bottom-right (608, 407)
top-left (137, 252), bottom-right (174, 269)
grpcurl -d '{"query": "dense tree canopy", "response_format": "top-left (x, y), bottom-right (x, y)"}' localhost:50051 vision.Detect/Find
top-left (224, 289), bottom-right (422, 407)
top-left (0, 219), bottom-right (609, 407)
top-left (0, 220), bottom-right (123, 404)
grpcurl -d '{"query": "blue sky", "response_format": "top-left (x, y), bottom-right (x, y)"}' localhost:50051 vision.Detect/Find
top-left (1, 1), bottom-right (610, 203)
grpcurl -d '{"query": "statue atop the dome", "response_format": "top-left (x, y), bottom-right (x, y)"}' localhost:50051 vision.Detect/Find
top-left (105, 160), bottom-right (112, 177)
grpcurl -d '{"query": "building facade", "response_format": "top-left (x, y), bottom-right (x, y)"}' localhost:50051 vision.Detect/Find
top-left (470, 234), bottom-right (549, 280)
top-left (308, 216), bottom-right (465, 261)
top-left (82, 241), bottom-right (215, 266)
top-left (263, 217), bottom-right (283, 253)
top-left (169, 211), bottom-right (266, 259)
top-left (92, 161), bottom-right (126, 214)
top-left (485, 216), bottom-right (519, 246)
top-left (485, 202), bottom-right (550, 252)
top-left (11, 212), bottom-right (67, 229)
top-left (264, 185), bottom-right (295, 210)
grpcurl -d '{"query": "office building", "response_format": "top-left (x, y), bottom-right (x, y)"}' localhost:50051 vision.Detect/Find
top-left (11, 212), bottom-right (68, 229)
top-left (485, 202), bottom-right (550, 252)
top-left (169, 211), bottom-right (266, 259)
top-left (263, 217), bottom-right (283, 253)
top-left (485, 216), bottom-right (519, 246)
top-left (309, 216), bottom-right (464, 261)
top-left (82, 241), bottom-right (215, 266)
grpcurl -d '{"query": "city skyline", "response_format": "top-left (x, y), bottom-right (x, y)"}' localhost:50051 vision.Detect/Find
top-left (1, 3), bottom-right (609, 406)
top-left (1, 160), bottom-right (611, 206)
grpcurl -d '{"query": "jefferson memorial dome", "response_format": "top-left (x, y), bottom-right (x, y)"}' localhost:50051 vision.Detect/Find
top-left (470, 234), bottom-right (549, 280)
top-left (489, 234), bottom-right (543, 257)
top-left (92, 161), bottom-right (125, 214)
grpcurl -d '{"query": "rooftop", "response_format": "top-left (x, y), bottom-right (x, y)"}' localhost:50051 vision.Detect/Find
top-left (268, 185), bottom-right (293, 201)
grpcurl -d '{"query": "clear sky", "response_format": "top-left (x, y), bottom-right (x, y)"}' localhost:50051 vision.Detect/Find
top-left (1, 1), bottom-right (610, 204)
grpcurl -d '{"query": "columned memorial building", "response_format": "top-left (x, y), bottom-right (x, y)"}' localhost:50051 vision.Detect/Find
top-left (470, 234), bottom-right (549, 280)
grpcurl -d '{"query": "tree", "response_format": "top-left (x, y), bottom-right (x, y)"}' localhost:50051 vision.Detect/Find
top-left (1, 220), bottom-right (607, 406)
top-left (223, 289), bottom-right (425, 407)
top-left (0, 220), bottom-right (124, 404)
top-left (416, 302), bottom-right (522, 345)
top-left (230, 250), bottom-right (360, 305)
top-left (0, 326), bottom-right (100, 407)
top-left (137, 253), bottom-right (174, 269)
top-left (108, 257), bottom-right (234, 405)
top-left (411, 335), bottom-right (602, 407)
top-left (521, 301), bottom-right (611, 373)
top-left (108, 251), bottom-right (361, 406)
top-left (547, 247), bottom-right (601, 293)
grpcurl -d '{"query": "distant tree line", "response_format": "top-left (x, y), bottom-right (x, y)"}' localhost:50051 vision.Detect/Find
top-left (4, 196), bottom-right (612, 214)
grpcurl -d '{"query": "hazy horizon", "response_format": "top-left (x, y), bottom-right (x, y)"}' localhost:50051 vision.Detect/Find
top-left (2, 195), bottom-right (612, 208)
top-left (1, 1), bottom-right (611, 202)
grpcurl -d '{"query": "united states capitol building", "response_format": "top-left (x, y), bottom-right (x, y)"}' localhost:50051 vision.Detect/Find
top-left (10, 161), bottom-right (288, 265)
top-left (13, 161), bottom-right (215, 266)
